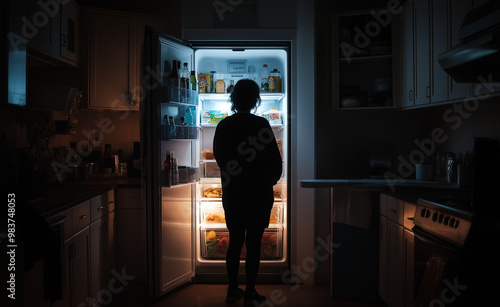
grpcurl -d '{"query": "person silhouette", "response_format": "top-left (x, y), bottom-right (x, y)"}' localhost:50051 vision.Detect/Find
top-left (213, 79), bottom-right (282, 304)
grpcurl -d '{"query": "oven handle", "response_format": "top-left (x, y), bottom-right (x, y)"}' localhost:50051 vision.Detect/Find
top-left (413, 229), bottom-right (459, 253)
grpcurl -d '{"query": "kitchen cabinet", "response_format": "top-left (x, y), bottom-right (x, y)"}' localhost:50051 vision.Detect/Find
top-left (378, 194), bottom-right (416, 307)
top-left (448, 0), bottom-right (472, 101)
top-left (27, 0), bottom-right (80, 67)
top-left (399, 0), bottom-right (414, 108)
top-left (401, 0), bottom-right (472, 108)
top-left (24, 190), bottom-right (115, 307)
top-left (330, 9), bottom-right (397, 109)
top-left (116, 187), bottom-right (146, 281)
top-left (86, 9), bottom-right (162, 110)
top-left (89, 190), bottom-right (116, 305)
top-left (413, 0), bottom-right (431, 106)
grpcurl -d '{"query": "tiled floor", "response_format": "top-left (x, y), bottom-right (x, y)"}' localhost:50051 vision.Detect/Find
top-left (110, 282), bottom-right (382, 307)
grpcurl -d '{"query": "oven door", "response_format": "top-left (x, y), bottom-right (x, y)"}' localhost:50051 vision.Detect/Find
top-left (413, 228), bottom-right (470, 307)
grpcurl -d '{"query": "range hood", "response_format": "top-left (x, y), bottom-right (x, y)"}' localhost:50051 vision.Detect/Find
top-left (439, 1), bottom-right (500, 83)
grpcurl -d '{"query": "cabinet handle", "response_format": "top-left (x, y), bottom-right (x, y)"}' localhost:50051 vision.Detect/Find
top-left (426, 86), bottom-right (430, 98)
top-left (79, 214), bottom-right (87, 219)
top-left (97, 205), bottom-right (104, 210)
top-left (389, 209), bottom-right (397, 214)
top-left (60, 34), bottom-right (68, 47)
top-left (108, 201), bottom-right (114, 204)
top-left (128, 92), bottom-right (137, 107)
top-left (407, 217), bottom-right (414, 221)
top-left (409, 90), bottom-right (413, 101)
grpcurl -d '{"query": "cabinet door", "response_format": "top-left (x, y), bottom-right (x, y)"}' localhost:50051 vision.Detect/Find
top-left (378, 215), bottom-right (388, 302)
top-left (431, 0), bottom-right (449, 103)
top-left (27, 0), bottom-right (60, 57)
top-left (387, 221), bottom-right (404, 307)
top-left (404, 229), bottom-right (415, 307)
top-left (104, 211), bottom-right (116, 283)
top-left (72, 227), bottom-right (90, 307)
top-left (90, 219), bottom-right (104, 305)
top-left (400, 0), bottom-right (415, 108)
top-left (414, 0), bottom-right (430, 106)
top-left (89, 13), bottom-right (137, 110)
top-left (53, 238), bottom-right (72, 307)
top-left (60, 0), bottom-right (79, 64)
top-left (448, 0), bottom-right (472, 100)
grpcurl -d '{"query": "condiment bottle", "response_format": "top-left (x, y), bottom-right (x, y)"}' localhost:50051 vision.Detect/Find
top-left (226, 80), bottom-right (234, 93)
top-left (260, 64), bottom-right (269, 92)
top-left (164, 151), bottom-right (173, 186)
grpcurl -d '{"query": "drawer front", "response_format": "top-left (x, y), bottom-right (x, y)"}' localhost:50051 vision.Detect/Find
top-left (72, 200), bottom-right (90, 233)
top-left (403, 202), bottom-right (417, 230)
top-left (90, 195), bottom-right (105, 222)
top-left (386, 195), bottom-right (404, 225)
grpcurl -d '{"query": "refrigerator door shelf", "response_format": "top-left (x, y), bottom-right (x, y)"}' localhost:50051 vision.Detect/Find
top-left (201, 228), bottom-right (283, 260)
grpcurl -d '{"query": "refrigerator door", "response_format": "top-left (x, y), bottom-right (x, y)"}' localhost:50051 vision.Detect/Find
top-left (144, 27), bottom-right (196, 300)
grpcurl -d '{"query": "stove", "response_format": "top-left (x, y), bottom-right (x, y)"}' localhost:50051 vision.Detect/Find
top-left (414, 198), bottom-right (473, 248)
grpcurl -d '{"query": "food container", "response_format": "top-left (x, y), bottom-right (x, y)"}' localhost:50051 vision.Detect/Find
top-left (201, 111), bottom-right (228, 124)
top-left (201, 228), bottom-right (282, 260)
top-left (202, 149), bottom-right (214, 160)
top-left (178, 166), bottom-right (198, 183)
top-left (200, 202), bottom-right (282, 224)
top-left (202, 161), bottom-right (220, 177)
top-left (263, 108), bottom-right (282, 125)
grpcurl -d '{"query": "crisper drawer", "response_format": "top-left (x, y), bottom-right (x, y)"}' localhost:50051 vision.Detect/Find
top-left (200, 202), bottom-right (283, 225)
top-left (201, 228), bottom-right (283, 260)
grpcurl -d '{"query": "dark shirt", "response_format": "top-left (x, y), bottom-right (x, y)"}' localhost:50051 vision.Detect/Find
top-left (213, 113), bottom-right (282, 228)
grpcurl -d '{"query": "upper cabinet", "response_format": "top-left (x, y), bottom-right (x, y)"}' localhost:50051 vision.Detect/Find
top-left (400, 0), bottom-right (473, 109)
top-left (27, 0), bottom-right (80, 67)
top-left (330, 9), bottom-right (397, 109)
top-left (84, 9), bottom-right (162, 110)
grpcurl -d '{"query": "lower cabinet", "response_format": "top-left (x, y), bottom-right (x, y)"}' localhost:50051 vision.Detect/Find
top-left (116, 187), bottom-right (146, 282)
top-left (25, 189), bottom-right (116, 307)
top-left (379, 194), bottom-right (416, 307)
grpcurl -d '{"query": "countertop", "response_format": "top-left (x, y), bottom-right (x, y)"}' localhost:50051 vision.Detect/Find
top-left (27, 176), bottom-right (141, 218)
top-left (298, 178), bottom-right (462, 190)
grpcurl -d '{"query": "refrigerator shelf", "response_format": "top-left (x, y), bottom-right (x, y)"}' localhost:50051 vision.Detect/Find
top-left (200, 93), bottom-right (284, 103)
top-left (200, 202), bottom-right (283, 224)
top-left (200, 123), bottom-right (283, 128)
top-left (161, 101), bottom-right (198, 107)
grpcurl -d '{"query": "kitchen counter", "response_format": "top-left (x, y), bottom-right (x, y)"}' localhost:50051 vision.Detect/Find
top-left (299, 178), bottom-right (462, 190)
top-left (28, 176), bottom-right (141, 218)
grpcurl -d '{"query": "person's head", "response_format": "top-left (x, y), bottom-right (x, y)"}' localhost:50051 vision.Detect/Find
top-left (229, 79), bottom-right (261, 113)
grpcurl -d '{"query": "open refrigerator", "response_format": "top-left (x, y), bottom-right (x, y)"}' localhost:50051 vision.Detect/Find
top-left (144, 27), bottom-right (289, 299)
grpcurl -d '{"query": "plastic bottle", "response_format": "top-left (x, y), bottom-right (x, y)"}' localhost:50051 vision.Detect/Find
top-left (260, 64), bottom-right (269, 92)
top-left (164, 151), bottom-right (173, 186)
top-left (185, 108), bottom-right (194, 126)
top-left (190, 71), bottom-right (197, 91)
top-left (168, 116), bottom-right (176, 139)
top-left (161, 115), bottom-right (169, 139)
top-left (226, 80), bottom-right (234, 93)
top-left (269, 70), bottom-right (277, 92)
top-left (179, 116), bottom-right (188, 139)
top-left (170, 60), bottom-right (180, 101)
